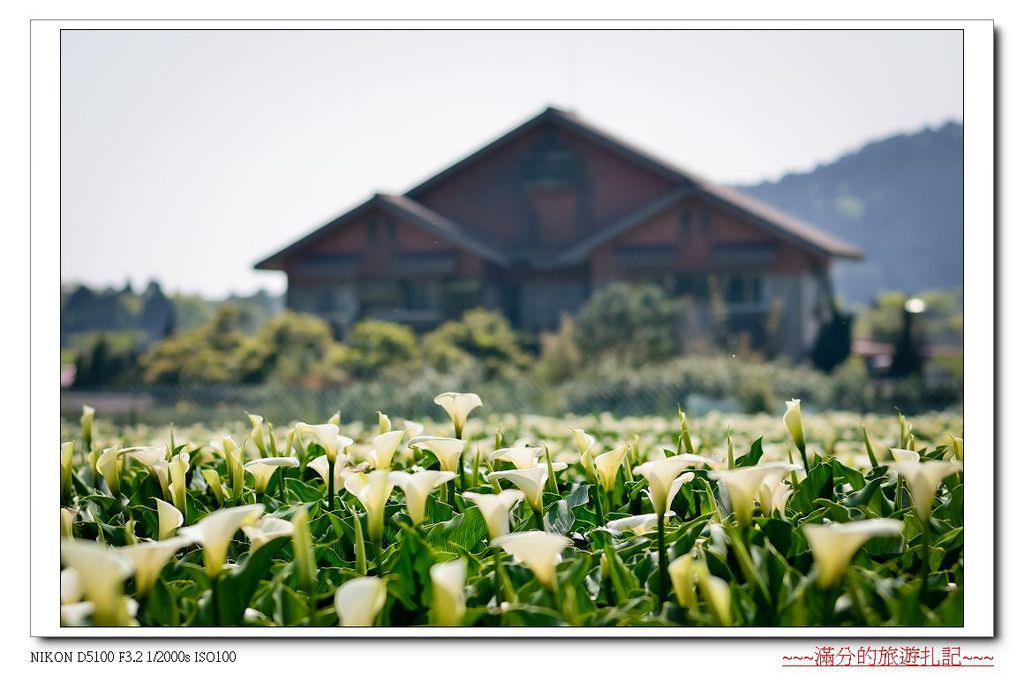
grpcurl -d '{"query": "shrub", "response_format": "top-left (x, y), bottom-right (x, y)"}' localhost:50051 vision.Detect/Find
top-left (336, 320), bottom-right (420, 380)
top-left (423, 308), bottom-right (530, 378)
top-left (573, 282), bottom-right (681, 364)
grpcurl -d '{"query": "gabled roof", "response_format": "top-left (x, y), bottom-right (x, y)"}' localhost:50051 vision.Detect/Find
top-left (254, 193), bottom-right (509, 271)
top-left (256, 106), bottom-right (861, 272)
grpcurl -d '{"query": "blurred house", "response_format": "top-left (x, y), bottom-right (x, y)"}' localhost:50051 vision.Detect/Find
top-left (256, 107), bottom-right (861, 357)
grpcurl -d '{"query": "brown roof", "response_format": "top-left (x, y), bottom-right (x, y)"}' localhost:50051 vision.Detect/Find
top-left (256, 106), bottom-right (861, 271)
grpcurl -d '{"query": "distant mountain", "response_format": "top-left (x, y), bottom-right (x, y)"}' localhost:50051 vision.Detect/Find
top-left (737, 122), bottom-right (964, 306)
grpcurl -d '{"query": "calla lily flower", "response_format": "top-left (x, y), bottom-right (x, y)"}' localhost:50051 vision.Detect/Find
top-left (634, 454), bottom-right (708, 515)
top-left (490, 446), bottom-right (544, 470)
top-left (242, 516), bottom-right (295, 550)
top-left (61, 567), bottom-right (81, 604)
top-left (308, 454), bottom-right (360, 488)
top-left (784, 399), bottom-right (807, 466)
top-left (61, 599), bottom-right (139, 628)
top-left (433, 392), bottom-right (482, 438)
top-left (295, 423), bottom-right (353, 463)
top-left (200, 469), bottom-right (227, 505)
top-left (462, 489), bottom-right (525, 541)
top-left (247, 413), bottom-right (267, 457)
top-left (334, 576), bottom-right (387, 627)
top-left (430, 558), bottom-right (467, 626)
top-left (409, 436), bottom-right (467, 473)
top-left (344, 470), bottom-right (396, 544)
top-left (213, 437), bottom-right (245, 501)
top-left (80, 405), bottom-right (95, 448)
top-left (594, 444), bottom-right (630, 493)
top-left (61, 539), bottom-right (134, 626)
top-left (119, 446), bottom-right (167, 470)
top-left (403, 420), bottom-right (425, 438)
top-left (243, 456), bottom-right (300, 495)
top-left (488, 464), bottom-right (567, 511)
top-left (60, 441), bottom-right (74, 502)
top-left (803, 519), bottom-right (903, 587)
top-left (890, 448), bottom-right (921, 463)
top-left (668, 554), bottom-right (696, 607)
top-left (178, 504), bottom-right (264, 577)
top-left (154, 498), bottom-right (184, 540)
top-left (96, 446), bottom-right (123, 496)
top-left (699, 572), bottom-right (733, 626)
top-left (492, 531), bottom-right (572, 588)
top-left (711, 462), bottom-right (800, 526)
top-left (156, 451), bottom-right (190, 513)
top-left (606, 512), bottom-right (675, 537)
top-left (378, 411), bottom-right (391, 434)
top-left (757, 474), bottom-right (793, 517)
top-left (570, 427), bottom-right (599, 483)
top-left (370, 430), bottom-right (407, 470)
top-left (121, 537), bottom-right (192, 595)
top-left (60, 507), bottom-right (76, 539)
top-left (389, 470), bottom-right (456, 525)
top-left (889, 460), bottom-right (963, 520)
top-left (291, 506), bottom-right (317, 594)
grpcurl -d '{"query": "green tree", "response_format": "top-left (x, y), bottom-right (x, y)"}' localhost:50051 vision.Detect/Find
top-left (423, 308), bottom-right (530, 378)
top-left (237, 311), bottom-right (345, 387)
top-left (573, 282), bottom-right (681, 364)
top-left (139, 305), bottom-right (248, 384)
top-left (336, 320), bottom-right (420, 380)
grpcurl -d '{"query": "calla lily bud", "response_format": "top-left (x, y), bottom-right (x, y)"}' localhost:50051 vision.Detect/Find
top-left (711, 462), bottom-right (799, 527)
top-left (243, 456), bottom-right (300, 495)
top-left (243, 516), bottom-right (295, 551)
top-left (154, 498), bottom-right (184, 540)
top-left (803, 519), bottom-right (903, 587)
top-left (492, 531), bottom-right (571, 588)
top-left (606, 512), bottom-right (674, 537)
top-left (949, 436), bottom-right (964, 461)
top-left (462, 489), bottom-right (525, 541)
top-left (370, 430), bottom-right (406, 470)
top-left (890, 448), bottom-right (920, 463)
top-left (889, 460), bottom-right (963, 520)
top-left (668, 554), bottom-right (696, 607)
top-left (60, 507), bottom-right (76, 539)
top-left (634, 454), bottom-right (708, 516)
top-left (757, 474), bottom-right (793, 517)
top-left (178, 504), bottom-right (264, 577)
top-left (121, 537), bottom-right (192, 595)
top-left (200, 469), bottom-right (226, 505)
top-left (389, 470), bottom-right (456, 525)
top-left (80, 405), bottom-right (95, 450)
top-left (344, 470), bottom-right (396, 544)
top-left (784, 399), bottom-right (807, 469)
top-left (168, 451), bottom-right (190, 513)
top-left (433, 392), bottom-right (482, 439)
top-left (291, 506), bottom-right (317, 594)
top-left (335, 576), bottom-right (387, 627)
top-left (570, 427), bottom-right (599, 484)
top-left (490, 446), bottom-right (543, 470)
top-left (216, 437), bottom-right (245, 501)
top-left (60, 442), bottom-right (74, 502)
top-left (327, 411), bottom-right (342, 427)
top-left (409, 436), bottom-right (467, 473)
top-left (247, 413), bottom-right (267, 457)
top-left (96, 446), bottom-right (123, 496)
top-left (430, 558), bottom-right (467, 626)
top-left (378, 411), bottom-right (391, 434)
top-left (594, 444), bottom-right (630, 493)
top-left (61, 539), bottom-right (134, 626)
top-left (488, 464), bottom-right (567, 511)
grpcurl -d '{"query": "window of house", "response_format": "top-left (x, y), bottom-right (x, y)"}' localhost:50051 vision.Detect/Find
top-left (724, 274), bottom-right (764, 305)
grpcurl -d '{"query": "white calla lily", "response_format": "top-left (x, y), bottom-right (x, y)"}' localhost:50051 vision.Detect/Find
top-left (634, 454), bottom-right (709, 515)
top-left (711, 462), bottom-right (800, 526)
top-left (389, 470), bottom-right (456, 525)
top-left (890, 460), bottom-right (963, 520)
top-left (61, 507), bottom-right (76, 539)
top-left (433, 392), bottom-right (482, 438)
top-left (167, 451), bottom-right (190, 513)
top-left (178, 504), bottom-right (264, 577)
top-left (243, 456), bottom-right (299, 495)
top-left (308, 454), bottom-right (359, 488)
top-left (594, 444), bottom-right (630, 493)
top-left (96, 446), bottom-right (123, 495)
top-left (492, 531), bottom-right (572, 588)
top-left (120, 537), bottom-right (193, 594)
top-left (295, 423), bottom-right (353, 462)
top-left (344, 470), bottom-right (396, 543)
top-left (409, 436), bottom-right (467, 473)
top-left (488, 464), bottom-right (567, 511)
top-left (803, 519), bottom-right (904, 587)
top-left (490, 446), bottom-right (544, 470)
top-left (757, 474), bottom-right (793, 517)
top-left (370, 430), bottom-right (407, 470)
top-left (668, 554), bottom-right (696, 607)
top-left (403, 420), bottom-right (425, 438)
top-left (430, 558), bottom-right (467, 626)
top-left (570, 427), bottom-right (599, 482)
top-left (61, 567), bottom-right (81, 604)
top-left (462, 490), bottom-right (525, 541)
top-left (61, 539), bottom-right (134, 625)
top-left (605, 512), bottom-right (675, 537)
top-left (334, 576), bottom-right (387, 627)
top-left (119, 446), bottom-right (167, 470)
top-left (60, 441), bottom-right (75, 501)
top-left (784, 398), bottom-right (807, 468)
top-left (200, 469), bottom-right (227, 505)
top-left (247, 413), bottom-right (267, 456)
top-left (242, 517), bottom-right (295, 551)
top-left (890, 448), bottom-right (921, 464)
top-left (154, 498), bottom-right (184, 540)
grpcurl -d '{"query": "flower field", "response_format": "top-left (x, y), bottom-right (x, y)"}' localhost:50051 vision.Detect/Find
top-left (59, 395), bottom-right (964, 628)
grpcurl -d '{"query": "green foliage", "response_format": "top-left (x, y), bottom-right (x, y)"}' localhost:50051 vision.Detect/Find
top-left (140, 306), bottom-right (249, 384)
top-left (423, 308), bottom-right (530, 378)
top-left (810, 309), bottom-right (853, 373)
top-left (237, 311), bottom-right (344, 387)
top-left (335, 320), bottom-right (420, 379)
top-left (573, 282), bottom-right (681, 364)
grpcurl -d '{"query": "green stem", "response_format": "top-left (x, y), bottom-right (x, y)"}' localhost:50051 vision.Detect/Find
top-left (532, 504), bottom-right (544, 530)
top-left (326, 456), bottom-right (335, 511)
top-left (657, 515), bottom-right (668, 607)
top-left (594, 485), bottom-right (606, 524)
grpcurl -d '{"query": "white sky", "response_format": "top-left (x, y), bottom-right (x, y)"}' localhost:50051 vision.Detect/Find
top-left (60, 29), bottom-right (963, 297)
